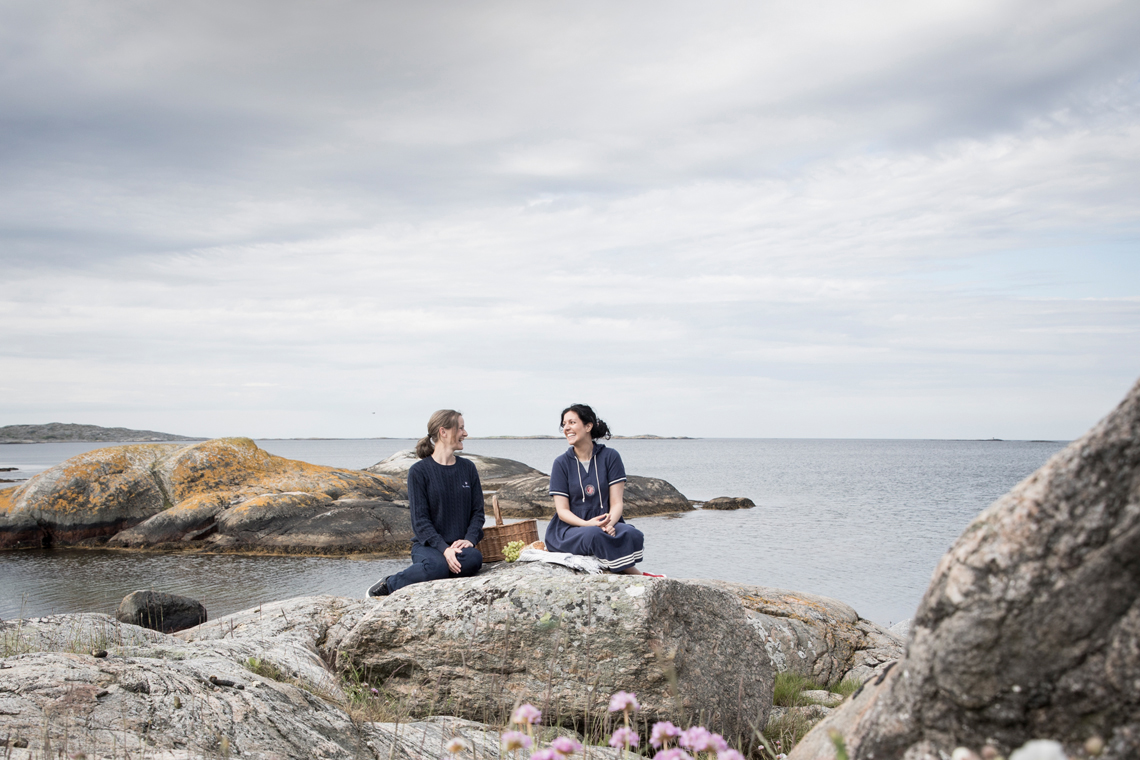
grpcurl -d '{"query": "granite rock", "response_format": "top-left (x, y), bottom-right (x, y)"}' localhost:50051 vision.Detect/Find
top-left (329, 561), bottom-right (774, 740)
top-left (789, 377), bottom-right (1140, 760)
top-left (0, 610), bottom-right (624, 760)
top-left (695, 580), bottom-right (904, 686)
top-left (116, 590), bottom-right (208, 633)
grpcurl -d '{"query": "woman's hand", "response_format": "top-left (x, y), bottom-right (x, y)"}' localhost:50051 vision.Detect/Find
top-left (586, 513), bottom-right (611, 531)
top-left (445, 540), bottom-right (473, 573)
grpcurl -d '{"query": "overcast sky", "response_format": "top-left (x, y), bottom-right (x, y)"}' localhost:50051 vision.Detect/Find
top-left (1, 0), bottom-right (1138, 440)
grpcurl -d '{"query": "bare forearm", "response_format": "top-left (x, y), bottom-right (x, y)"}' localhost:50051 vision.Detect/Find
top-left (608, 483), bottom-right (625, 522)
top-left (554, 496), bottom-right (590, 526)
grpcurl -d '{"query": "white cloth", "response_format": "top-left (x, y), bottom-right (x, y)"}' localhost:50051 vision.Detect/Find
top-left (517, 547), bottom-right (603, 574)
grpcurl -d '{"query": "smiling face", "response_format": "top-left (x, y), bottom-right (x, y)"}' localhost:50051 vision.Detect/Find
top-left (561, 410), bottom-right (593, 447)
top-left (438, 415), bottom-right (467, 450)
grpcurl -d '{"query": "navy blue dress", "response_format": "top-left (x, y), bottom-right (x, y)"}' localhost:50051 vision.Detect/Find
top-left (546, 443), bottom-right (644, 571)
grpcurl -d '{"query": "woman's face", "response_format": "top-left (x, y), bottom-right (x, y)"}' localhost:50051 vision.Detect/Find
top-left (561, 411), bottom-right (593, 446)
top-left (438, 416), bottom-right (467, 449)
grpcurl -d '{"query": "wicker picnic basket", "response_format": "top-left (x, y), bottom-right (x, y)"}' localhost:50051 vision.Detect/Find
top-left (477, 494), bottom-right (539, 562)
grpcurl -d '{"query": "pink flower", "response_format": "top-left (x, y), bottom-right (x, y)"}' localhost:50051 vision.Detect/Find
top-left (511, 703), bottom-right (542, 725)
top-left (501, 731), bottom-right (533, 752)
top-left (650, 721), bottom-right (682, 748)
top-left (718, 750), bottom-right (746, 760)
top-left (679, 726), bottom-right (717, 752)
top-left (608, 691), bottom-right (640, 713)
top-left (529, 750), bottom-right (559, 760)
top-left (609, 727), bottom-right (640, 749)
top-left (652, 750), bottom-right (692, 760)
top-left (549, 736), bottom-right (582, 756)
top-left (680, 727), bottom-right (728, 753)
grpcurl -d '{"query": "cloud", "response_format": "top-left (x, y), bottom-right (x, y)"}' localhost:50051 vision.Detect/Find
top-left (0, 0), bottom-right (1138, 438)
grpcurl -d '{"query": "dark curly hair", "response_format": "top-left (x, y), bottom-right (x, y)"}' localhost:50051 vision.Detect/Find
top-left (560, 403), bottom-right (611, 440)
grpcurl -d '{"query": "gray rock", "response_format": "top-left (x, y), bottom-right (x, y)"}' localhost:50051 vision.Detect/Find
top-left (0, 608), bottom-right (626, 760)
top-left (695, 580), bottom-right (904, 686)
top-left (328, 561), bottom-right (774, 741)
top-left (702, 497), bottom-right (756, 510)
top-left (889, 618), bottom-right (912, 640)
top-left (366, 450), bottom-right (543, 482)
top-left (116, 590), bottom-right (208, 633)
top-left (789, 377), bottom-right (1140, 760)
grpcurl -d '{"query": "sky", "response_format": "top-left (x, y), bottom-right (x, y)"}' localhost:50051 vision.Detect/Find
top-left (1, 0), bottom-right (1138, 440)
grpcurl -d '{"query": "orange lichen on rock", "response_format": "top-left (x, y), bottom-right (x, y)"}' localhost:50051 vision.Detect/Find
top-left (0, 438), bottom-right (407, 551)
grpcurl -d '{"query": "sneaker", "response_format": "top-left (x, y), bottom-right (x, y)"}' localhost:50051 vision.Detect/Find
top-left (366, 576), bottom-right (392, 597)
top-left (641, 572), bottom-right (667, 578)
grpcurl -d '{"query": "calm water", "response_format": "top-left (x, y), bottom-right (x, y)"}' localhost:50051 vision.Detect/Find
top-left (0, 438), bottom-right (1067, 625)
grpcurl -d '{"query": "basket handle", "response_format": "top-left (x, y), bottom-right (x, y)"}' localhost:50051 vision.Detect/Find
top-left (493, 494), bottom-right (503, 526)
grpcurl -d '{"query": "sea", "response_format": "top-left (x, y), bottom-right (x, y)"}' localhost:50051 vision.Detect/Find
top-left (0, 437), bottom-right (1068, 626)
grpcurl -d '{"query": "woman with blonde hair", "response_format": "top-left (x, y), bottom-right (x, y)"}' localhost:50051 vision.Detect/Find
top-left (366, 409), bottom-right (485, 597)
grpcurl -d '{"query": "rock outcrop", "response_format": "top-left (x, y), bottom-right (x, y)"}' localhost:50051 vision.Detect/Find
top-left (0, 608), bottom-right (622, 760)
top-left (789, 377), bottom-right (1140, 760)
top-left (329, 561), bottom-right (773, 741)
top-left (697, 581), bottom-right (904, 686)
top-left (116, 590), bottom-right (208, 633)
top-left (1, 563), bottom-right (781, 760)
top-left (0, 438), bottom-right (407, 552)
top-left (367, 449), bottom-right (695, 518)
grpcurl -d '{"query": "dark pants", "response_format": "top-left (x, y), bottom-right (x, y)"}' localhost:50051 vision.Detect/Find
top-left (387, 543), bottom-right (483, 593)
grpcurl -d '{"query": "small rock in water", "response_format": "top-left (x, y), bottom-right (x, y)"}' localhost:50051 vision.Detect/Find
top-left (701, 496), bottom-right (755, 510)
top-left (116, 590), bottom-right (207, 633)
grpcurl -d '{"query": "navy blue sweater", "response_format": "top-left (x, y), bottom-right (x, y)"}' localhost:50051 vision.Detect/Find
top-left (407, 455), bottom-right (485, 552)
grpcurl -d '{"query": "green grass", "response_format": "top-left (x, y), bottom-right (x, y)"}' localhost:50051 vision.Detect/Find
top-left (830, 676), bottom-right (863, 698)
top-left (244, 656), bottom-right (287, 682)
top-left (772, 671), bottom-right (823, 707)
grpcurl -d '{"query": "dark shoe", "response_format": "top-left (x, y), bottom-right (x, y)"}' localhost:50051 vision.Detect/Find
top-left (366, 576), bottom-right (391, 597)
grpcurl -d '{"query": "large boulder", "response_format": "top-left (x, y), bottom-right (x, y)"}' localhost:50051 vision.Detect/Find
top-left (0, 608), bottom-right (621, 760)
top-left (697, 581), bottom-right (904, 686)
top-left (789, 377), bottom-right (1140, 760)
top-left (328, 561), bottom-right (774, 741)
top-left (366, 449), bottom-right (695, 518)
top-left (116, 590), bottom-right (208, 633)
top-left (0, 438), bottom-right (406, 552)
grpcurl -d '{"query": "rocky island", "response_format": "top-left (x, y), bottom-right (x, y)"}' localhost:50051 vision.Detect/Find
top-left (0, 422), bottom-right (201, 444)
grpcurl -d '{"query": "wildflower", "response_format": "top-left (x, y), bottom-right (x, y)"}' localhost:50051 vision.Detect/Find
top-left (679, 727), bottom-right (713, 751)
top-left (501, 731), bottom-right (533, 752)
top-left (445, 737), bottom-right (470, 753)
top-left (608, 691), bottom-right (640, 713)
top-left (511, 703), bottom-right (542, 725)
top-left (549, 736), bottom-right (582, 756)
top-left (718, 750), bottom-right (746, 760)
top-left (652, 749), bottom-right (692, 760)
top-left (370, 687), bottom-right (379, 696)
top-left (609, 727), bottom-right (640, 749)
top-left (650, 721), bottom-right (682, 748)
top-left (529, 750), bottom-right (559, 760)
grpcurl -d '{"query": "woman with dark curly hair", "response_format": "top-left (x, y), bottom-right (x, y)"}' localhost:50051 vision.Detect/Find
top-left (545, 404), bottom-right (663, 576)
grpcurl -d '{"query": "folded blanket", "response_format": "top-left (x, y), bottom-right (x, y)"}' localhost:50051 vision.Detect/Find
top-left (517, 547), bottom-right (603, 574)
